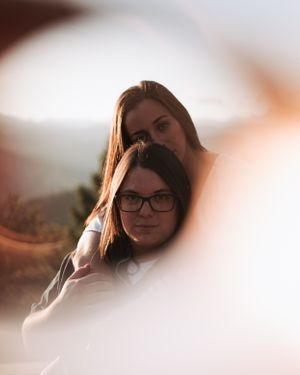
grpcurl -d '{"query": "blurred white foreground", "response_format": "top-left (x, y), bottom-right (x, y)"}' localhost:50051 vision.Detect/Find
top-left (31, 101), bottom-right (300, 374)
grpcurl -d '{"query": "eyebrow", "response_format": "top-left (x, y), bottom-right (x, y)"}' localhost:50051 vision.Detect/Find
top-left (130, 115), bottom-right (168, 138)
top-left (153, 189), bottom-right (172, 194)
top-left (152, 115), bottom-right (168, 125)
top-left (119, 189), bottom-right (172, 195)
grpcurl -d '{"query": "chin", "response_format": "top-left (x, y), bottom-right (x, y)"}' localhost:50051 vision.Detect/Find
top-left (133, 239), bottom-right (159, 252)
top-left (137, 240), bottom-right (166, 252)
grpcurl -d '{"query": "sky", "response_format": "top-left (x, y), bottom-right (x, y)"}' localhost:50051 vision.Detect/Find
top-left (0, 0), bottom-right (299, 126)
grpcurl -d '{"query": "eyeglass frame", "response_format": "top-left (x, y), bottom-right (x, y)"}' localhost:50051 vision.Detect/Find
top-left (115, 193), bottom-right (177, 212)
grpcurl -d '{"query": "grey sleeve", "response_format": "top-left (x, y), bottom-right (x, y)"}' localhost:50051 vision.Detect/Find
top-left (30, 251), bottom-right (75, 313)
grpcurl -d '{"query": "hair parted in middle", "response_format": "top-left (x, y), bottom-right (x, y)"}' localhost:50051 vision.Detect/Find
top-left (88, 80), bottom-right (204, 223)
top-left (99, 142), bottom-right (191, 265)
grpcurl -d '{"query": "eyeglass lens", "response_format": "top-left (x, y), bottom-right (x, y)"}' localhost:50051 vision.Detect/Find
top-left (118, 194), bottom-right (175, 212)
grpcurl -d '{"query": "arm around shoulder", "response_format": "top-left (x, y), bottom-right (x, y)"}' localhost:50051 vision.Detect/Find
top-left (22, 218), bottom-right (102, 357)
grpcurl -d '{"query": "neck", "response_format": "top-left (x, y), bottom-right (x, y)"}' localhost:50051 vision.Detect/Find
top-left (183, 148), bottom-right (203, 185)
top-left (184, 148), bottom-right (220, 189)
top-left (135, 249), bottom-right (162, 263)
top-left (131, 241), bottom-right (169, 262)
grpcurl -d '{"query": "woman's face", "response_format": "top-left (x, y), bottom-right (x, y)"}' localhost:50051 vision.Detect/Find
top-left (124, 99), bottom-right (188, 165)
top-left (118, 166), bottom-right (178, 255)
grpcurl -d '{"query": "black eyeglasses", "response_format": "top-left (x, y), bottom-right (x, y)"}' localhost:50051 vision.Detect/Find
top-left (116, 193), bottom-right (177, 212)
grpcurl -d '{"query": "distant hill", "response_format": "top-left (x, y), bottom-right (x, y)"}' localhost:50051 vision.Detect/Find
top-left (0, 147), bottom-right (87, 203)
top-left (29, 190), bottom-right (77, 226)
top-left (0, 114), bottom-right (108, 201)
top-left (0, 115), bottom-right (108, 170)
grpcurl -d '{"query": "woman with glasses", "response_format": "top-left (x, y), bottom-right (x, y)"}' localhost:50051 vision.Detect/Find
top-left (22, 142), bottom-right (191, 364)
top-left (100, 141), bottom-right (190, 270)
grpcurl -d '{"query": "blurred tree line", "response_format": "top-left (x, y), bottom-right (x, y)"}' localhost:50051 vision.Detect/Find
top-left (68, 149), bottom-right (106, 244)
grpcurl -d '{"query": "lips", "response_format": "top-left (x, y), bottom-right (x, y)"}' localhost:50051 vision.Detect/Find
top-left (135, 224), bottom-right (158, 228)
top-left (135, 224), bottom-right (158, 233)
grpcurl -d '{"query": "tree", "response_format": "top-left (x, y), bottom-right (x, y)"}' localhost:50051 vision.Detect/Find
top-left (68, 149), bottom-right (107, 244)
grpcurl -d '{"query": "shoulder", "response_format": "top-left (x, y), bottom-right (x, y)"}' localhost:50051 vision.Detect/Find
top-left (208, 153), bottom-right (250, 197)
top-left (200, 152), bottom-right (248, 191)
top-left (31, 251), bottom-right (75, 312)
top-left (192, 152), bottom-right (250, 231)
top-left (84, 214), bottom-right (103, 233)
top-left (212, 153), bottom-right (247, 172)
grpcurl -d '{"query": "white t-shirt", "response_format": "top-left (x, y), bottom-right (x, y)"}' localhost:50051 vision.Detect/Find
top-left (126, 257), bottom-right (160, 285)
top-left (84, 214), bottom-right (103, 233)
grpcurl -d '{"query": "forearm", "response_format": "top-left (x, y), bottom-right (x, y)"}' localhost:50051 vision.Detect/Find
top-left (22, 265), bottom-right (111, 358)
top-left (22, 300), bottom-right (67, 358)
top-left (22, 294), bottom-right (88, 359)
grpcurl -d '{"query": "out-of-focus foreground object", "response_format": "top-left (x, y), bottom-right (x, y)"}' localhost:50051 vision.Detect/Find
top-left (0, 0), bottom-right (82, 370)
top-left (0, 0), bottom-right (82, 55)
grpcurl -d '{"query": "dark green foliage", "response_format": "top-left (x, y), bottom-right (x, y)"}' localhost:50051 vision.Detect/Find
top-left (68, 149), bottom-right (107, 244)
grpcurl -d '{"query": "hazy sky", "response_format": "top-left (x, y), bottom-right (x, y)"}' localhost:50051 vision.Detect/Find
top-left (0, 0), bottom-right (299, 126)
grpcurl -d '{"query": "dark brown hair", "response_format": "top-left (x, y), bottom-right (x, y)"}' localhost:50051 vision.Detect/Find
top-left (100, 142), bottom-right (191, 264)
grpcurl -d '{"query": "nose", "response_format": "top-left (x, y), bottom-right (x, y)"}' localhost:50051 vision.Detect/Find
top-left (138, 200), bottom-right (154, 217)
top-left (149, 131), bottom-right (163, 145)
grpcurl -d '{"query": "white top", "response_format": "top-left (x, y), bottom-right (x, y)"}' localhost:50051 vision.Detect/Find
top-left (126, 257), bottom-right (160, 285)
top-left (84, 214), bottom-right (103, 233)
